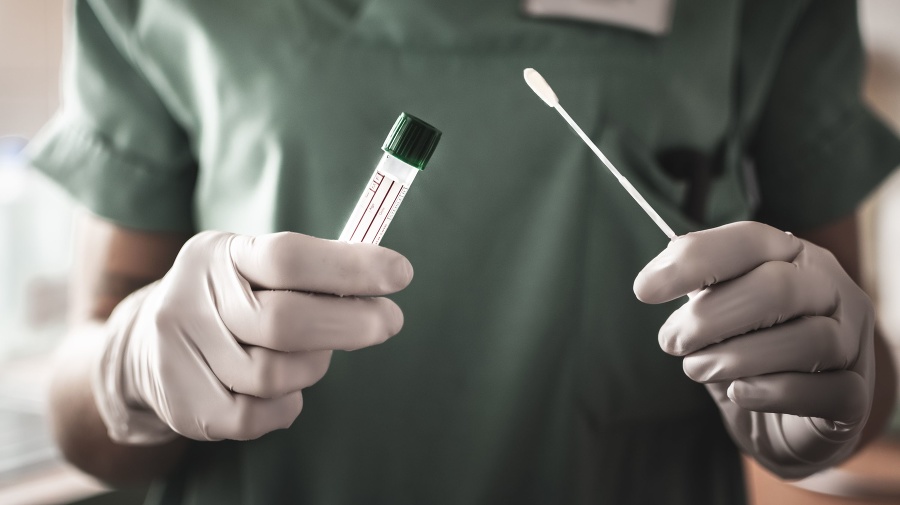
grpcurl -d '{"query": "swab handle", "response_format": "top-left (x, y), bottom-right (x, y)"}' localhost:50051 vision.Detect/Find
top-left (554, 104), bottom-right (677, 239)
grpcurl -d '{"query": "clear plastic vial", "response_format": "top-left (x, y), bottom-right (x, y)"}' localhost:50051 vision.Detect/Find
top-left (339, 113), bottom-right (441, 245)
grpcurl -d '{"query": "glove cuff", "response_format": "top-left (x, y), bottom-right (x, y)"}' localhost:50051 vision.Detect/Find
top-left (707, 383), bottom-right (861, 479)
top-left (92, 286), bottom-right (178, 445)
top-left (737, 413), bottom-right (861, 479)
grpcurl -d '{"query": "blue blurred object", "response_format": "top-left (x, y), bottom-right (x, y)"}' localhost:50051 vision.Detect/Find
top-left (0, 135), bottom-right (28, 154)
top-left (0, 136), bottom-right (28, 162)
top-left (0, 137), bottom-right (29, 205)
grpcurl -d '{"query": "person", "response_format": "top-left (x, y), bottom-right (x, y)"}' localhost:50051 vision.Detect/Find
top-left (25, 0), bottom-right (900, 503)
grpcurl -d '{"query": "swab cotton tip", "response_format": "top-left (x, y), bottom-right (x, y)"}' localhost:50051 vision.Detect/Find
top-left (523, 68), bottom-right (558, 107)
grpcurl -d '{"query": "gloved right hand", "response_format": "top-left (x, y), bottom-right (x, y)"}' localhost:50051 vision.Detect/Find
top-left (93, 231), bottom-right (412, 444)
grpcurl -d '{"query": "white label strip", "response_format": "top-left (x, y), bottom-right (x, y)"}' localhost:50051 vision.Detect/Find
top-left (371, 185), bottom-right (409, 245)
top-left (362, 178), bottom-right (403, 244)
top-left (339, 171), bottom-right (384, 242)
top-left (350, 171), bottom-right (395, 243)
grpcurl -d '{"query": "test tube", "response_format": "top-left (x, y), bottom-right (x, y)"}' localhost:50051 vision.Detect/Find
top-left (339, 113), bottom-right (442, 245)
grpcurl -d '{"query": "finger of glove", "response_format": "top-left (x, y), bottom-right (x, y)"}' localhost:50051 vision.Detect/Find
top-left (154, 338), bottom-right (304, 441)
top-left (659, 260), bottom-right (837, 356)
top-left (229, 232), bottom-right (413, 296)
top-left (204, 391), bottom-right (304, 441)
top-left (634, 221), bottom-right (802, 304)
top-left (223, 349), bottom-right (332, 399)
top-left (225, 289), bottom-right (404, 352)
top-left (683, 316), bottom-right (847, 382)
top-left (729, 371), bottom-right (868, 424)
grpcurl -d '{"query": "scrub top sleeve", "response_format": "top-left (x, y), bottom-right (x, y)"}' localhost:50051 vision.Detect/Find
top-left (750, 0), bottom-right (900, 233)
top-left (25, 0), bottom-right (196, 233)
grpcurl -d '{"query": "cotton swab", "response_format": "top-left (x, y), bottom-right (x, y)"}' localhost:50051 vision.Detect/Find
top-left (523, 68), bottom-right (676, 240)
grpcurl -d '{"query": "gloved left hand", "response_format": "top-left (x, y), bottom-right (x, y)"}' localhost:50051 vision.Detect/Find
top-left (634, 221), bottom-right (875, 479)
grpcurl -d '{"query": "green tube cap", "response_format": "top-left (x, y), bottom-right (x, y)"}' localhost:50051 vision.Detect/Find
top-left (382, 112), bottom-right (442, 170)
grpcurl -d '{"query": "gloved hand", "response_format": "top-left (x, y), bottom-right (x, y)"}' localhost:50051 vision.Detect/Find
top-left (93, 231), bottom-right (411, 444)
top-left (634, 221), bottom-right (875, 479)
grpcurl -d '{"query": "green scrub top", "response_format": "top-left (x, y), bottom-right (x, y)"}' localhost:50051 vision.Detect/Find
top-left (27, 0), bottom-right (900, 503)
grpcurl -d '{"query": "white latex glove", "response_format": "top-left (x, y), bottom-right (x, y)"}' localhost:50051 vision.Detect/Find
top-left (94, 231), bottom-right (411, 443)
top-left (634, 221), bottom-right (875, 479)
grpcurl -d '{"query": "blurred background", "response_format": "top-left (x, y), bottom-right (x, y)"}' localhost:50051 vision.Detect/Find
top-left (0, 1), bottom-right (899, 504)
